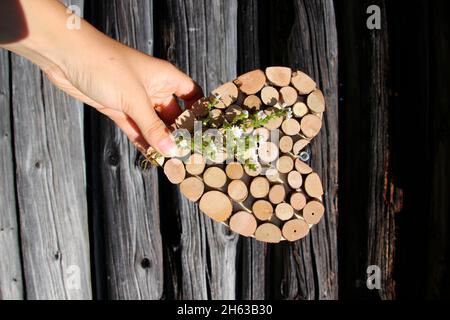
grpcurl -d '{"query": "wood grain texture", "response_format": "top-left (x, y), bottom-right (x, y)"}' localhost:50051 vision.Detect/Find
top-left (156, 0), bottom-right (239, 299)
top-left (89, 0), bottom-right (164, 300)
top-left (0, 50), bottom-right (24, 300)
top-left (11, 54), bottom-right (91, 299)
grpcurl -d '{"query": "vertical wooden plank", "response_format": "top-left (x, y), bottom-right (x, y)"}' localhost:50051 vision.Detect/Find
top-left (0, 50), bottom-right (24, 300)
top-left (156, 0), bottom-right (239, 299)
top-left (88, 0), bottom-right (164, 300)
top-left (236, 0), bottom-right (267, 300)
top-left (11, 5), bottom-right (92, 298)
top-left (259, 0), bottom-right (339, 299)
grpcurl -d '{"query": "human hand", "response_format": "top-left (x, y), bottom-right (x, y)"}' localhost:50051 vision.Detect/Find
top-left (1, 0), bottom-right (203, 155)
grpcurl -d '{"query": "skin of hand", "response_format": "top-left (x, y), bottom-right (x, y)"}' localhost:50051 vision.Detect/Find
top-left (0, 0), bottom-right (203, 155)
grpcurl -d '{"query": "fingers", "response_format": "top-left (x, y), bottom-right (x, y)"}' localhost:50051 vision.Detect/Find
top-left (171, 67), bottom-right (204, 108)
top-left (156, 96), bottom-right (183, 125)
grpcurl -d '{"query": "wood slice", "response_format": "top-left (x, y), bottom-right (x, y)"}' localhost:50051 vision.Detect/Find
top-left (307, 89), bottom-right (326, 113)
top-left (199, 191), bottom-right (233, 222)
top-left (203, 167), bottom-right (227, 189)
top-left (186, 153), bottom-right (206, 175)
top-left (261, 86), bottom-right (280, 106)
top-left (255, 223), bottom-right (282, 243)
top-left (265, 67), bottom-right (292, 87)
top-left (164, 158), bottom-right (186, 184)
top-left (190, 97), bottom-right (210, 117)
top-left (250, 177), bottom-right (270, 199)
top-left (281, 118), bottom-right (301, 136)
top-left (229, 211), bottom-right (257, 237)
top-left (258, 142), bottom-right (279, 163)
top-left (175, 109), bottom-right (196, 132)
top-left (264, 107), bottom-right (284, 130)
top-left (265, 168), bottom-right (282, 183)
top-left (292, 102), bottom-right (309, 118)
top-left (234, 69), bottom-right (266, 95)
top-left (291, 71), bottom-right (316, 95)
top-left (275, 203), bottom-right (294, 221)
top-left (252, 200), bottom-right (274, 221)
top-left (304, 172), bottom-right (324, 198)
top-left (302, 200), bottom-right (325, 225)
top-left (269, 184), bottom-right (286, 205)
top-left (225, 105), bottom-right (243, 123)
top-left (243, 95), bottom-right (262, 111)
top-left (279, 136), bottom-right (293, 153)
top-left (253, 127), bottom-right (270, 143)
top-left (209, 109), bottom-right (224, 128)
top-left (295, 159), bottom-right (313, 174)
top-left (180, 177), bottom-right (205, 202)
top-left (290, 192), bottom-right (307, 211)
top-left (276, 156), bottom-right (294, 174)
top-left (225, 162), bottom-right (244, 180)
top-left (211, 82), bottom-right (238, 109)
top-left (292, 139), bottom-right (310, 155)
top-left (280, 86), bottom-right (298, 106)
top-left (287, 170), bottom-right (303, 189)
top-left (282, 219), bottom-right (310, 242)
top-left (300, 114), bottom-right (322, 138)
top-left (227, 180), bottom-right (249, 202)
top-left (244, 163), bottom-right (262, 177)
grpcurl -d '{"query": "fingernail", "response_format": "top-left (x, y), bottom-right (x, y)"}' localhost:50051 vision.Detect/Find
top-left (157, 136), bottom-right (176, 157)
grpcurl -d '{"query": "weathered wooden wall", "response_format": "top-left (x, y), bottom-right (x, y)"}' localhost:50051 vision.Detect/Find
top-left (1, 0), bottom-right (449, 300)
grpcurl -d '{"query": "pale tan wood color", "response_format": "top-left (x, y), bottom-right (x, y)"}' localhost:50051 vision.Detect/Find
top-left (265, 168), bottom-right (282, 183)
top-left (229, 211), bottom-right (258, 237)
top-left (227, 180), bottom-right (249, 202)
top-left (276, 156), bottom-right (294, 174)
top-left (291, 71), bottom-right (316, 95)
top-left (282, 219), bottom-right (310, 241)
top-left (304, 172), bottom-right (324, 198)
top-left (293, 139), bottom-right (310, 155)
top-left (186, 153), bottom-right (206, 176)
top-left (281, 118), bottom-right (301, 136)
top-left (261, 86), bottom-right (279, 106)
top-left (164, 158), bottom-right (186, 184)
top-left (290, 192), bottom-right (307, 211)
top-left (199, 191), bottom-right (233, 222)
top-left (258, 142), bottom-right (279, 163)
top-left (244, 163), bottom-right (262, 177)
top-left (211, 82), bottom-right (239, 109)
top-left (234, 70), bottom-right (266, 95)
top-left (302, 200), bottom-right (325, 225)
top-left (180, 177), bottom-right (205, 202)
top-left (225, 162), bottom-right (244, 180)
top-left (279, 136), bottom-right (294, 153)
top-left (300, 114), bottom-right (322, 138)
top-left (203, 167), bottom-right (227, 189)
top-left (280, 86), bottom-right (298, 106)
top-left (287, 171), bottom-right (303, 189)
top-left (250, 177), bottom-right (270, 199)
top-left (265, 67), bottom-right (292, 87)
top-left (275, 203), bottom-right (295, 221)
top-left (243, 95), bottom-right (263, 111)
top-left (264, 107), bottom-right (283, 130)
top-left (307, 89), bottom-right (326, 113)
top-left (268, 184), bottom-right (286, 205)
top-left (253, 127), bottom-right (270, 143)
top-left (295, 159), bottom-right (313, 174)
top-left (292, 102), bottom-right (309, 118)
top-left (252, 200), bottom-right (274, 221)
top-left (255, 223), bottom-right (282, 243)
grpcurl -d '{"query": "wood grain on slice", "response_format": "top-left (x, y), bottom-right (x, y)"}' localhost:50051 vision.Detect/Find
top-left (209, 109), bottom-right (225, 128)
top-left (290, 192), bottom-right (307, 211)
top-left (258, 142), bottom-right (279, 163)
top-left (293, 102), bottom-right (309, 118)
top-left (225, 105), bottom-right (243, 122)
top-left (265, 67), bottom-right (292, 87)
top-left (282, 219), bottom-right (310, 242)
top-left (229, 211), bottom-right (257, 237)
top-left (180, 177), bottom-right (205, 202)
top-left (234, 69), bottom-right (266, 95)
top-left (211, 82), bottom-right (238, 109)
top-left (281, 118), bottom-right (301, 136)
top-left (276, 156), bottom-right (294, 174)
top-left (228, 180), bottom-right (249, 202)
top-left (225, 162), bottom-right (244, 180)
top-left (300, 114), bottom-right (322, 138)
top-left (199, 191), bottom-right (233, 222)
top-left (244, 163), bottom-right (262, 177)
top-left (243, 95), bottom-right (262, 111)
top-left (164, 158), bottom-right (186, 184)
top-left (175, 109), bottom-right (196, 132)
top-left (295, 159), bottom-right (313, 174)
top-left (287, 171), bottom-right (303, 189)
top-left (250, 177), bottom-right (270, 199)
top-left (279, 136), bottom-right (293, 153)
top-left (302, 200), bottom-right (325, 225)
top-left (306, 89), bottom-right (326, 113)
top-left (203, 167), bottom-right (227, 189)
top-left (293, 139), bottom-right (310, 155)
top-left (265, 168), bottom-right (282, 183)
top-left (255, 223), bottom-right (282, 243)
top-left (304, 172), bottom-right (324, 198)
top-left (264, 107), bottom-right (283, 130)
top-left (253, 127), bottom-right (270, 143)
top-left (252, 200), bottom-right (274, 221)
top-left (280, 86), bottom-right (298, 106)
top-left (275, 203), bottom-right (295, 221)
top-left (269, 184), bottom-right (286, 205)
top-left (291, 71), bottom-right (316, 95)
top-left (186, 153), bottom-right (206, 175)
top-left (261, 86), bottom-right (279, 106)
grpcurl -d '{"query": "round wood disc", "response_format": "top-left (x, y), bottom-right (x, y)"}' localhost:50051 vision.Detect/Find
top-left (287, 171), bottom-right (303, 189)
top-left (186, 153), bottom-right (206, 176)
top-left (266, 67), bottom-right (292, 87)
top-left (203, 167), bottom-right (227, 189)
top-left (265, 168), bottom-right (281, 183)
top-left (244, 95), bottom-right (262, 111)
top-left (211, 82), bottom-right (238, 109)
top-left (282, 219), bottom-right (310, 241)
top-left (253, 127), bottom-right (270, 143)
top-left (164, 158), bottom-right (186, 184)
top-left (199, 191), bottom-right (233, 222)
top-left (290, 192), bottom-right (307, 211)
top-left (225, 105), bottom-right (243, 122)
top-left (234, 70), bottom-right (266, 95)
top-left (225, 162), bottom-right (244, 180)
top-left (180, 177), bottom-right (205, 202)
top-left (302, 200), bottom-right (325, 225)
top-left (250, 177), bottom-right (270, 199)
top-left (295, 159), bottom-right (313, 174)
top-left (255, 223), bottom-right (282, 243)
top-left (291, 71), bottom-right (316, 95)
top-left (279, 136), bottom-right (293, 153)
top-left (258, 142), bottom-right (279, 163)
top-left (264, 107), bottom-right (283, 130)
top-left (292, 102), bottom-right (309, 118)
top-left (307, 89), bottom-right (326, 113)
top-left (261, 86), bottom-right (280, 106)
top-left (228, 180), bottom-right (249, 202)
top-left (300, 114), bottom-right (322, 138)
top-left (280, 86), bottom-right (298, 106)
top-left (293, 139), bottom-right (310, 155)
top-left (252, 200), bottom-right (274, 221)
top-left (276, 156), bottom-right (294, 174)
top-left (304, 172), bottom-right (324, 198)
top-left (229, 211), bottom-right (258, 237)
top-left (281, 118), bottom-right (301, 136)
top-left (269, 184), bottom-right (286, 205)
top-left (275, 203), bottom-right (294, 221)
top-left (244, 163), bottom-right (262, 177)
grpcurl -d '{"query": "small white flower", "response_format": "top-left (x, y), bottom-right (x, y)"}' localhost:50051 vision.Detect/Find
top-left (242, 110), bottom-right (249, 118)
top-left (257, 111), bottom-right (267, 120)
top-left (286, 109), bottom-right (293, 119)
top-left (178, 139), bottom-right (189, 149)
top-left (231, 126), bottom-right (243, 138)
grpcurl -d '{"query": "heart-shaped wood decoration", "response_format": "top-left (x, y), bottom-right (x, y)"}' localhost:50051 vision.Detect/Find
top-left (145, 67), bottom-right (325, 243)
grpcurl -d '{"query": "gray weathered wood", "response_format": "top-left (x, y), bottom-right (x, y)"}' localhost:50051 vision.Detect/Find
top-left (90, 0), bottom-right (164, 300)
top-left (11, 55), bottom-right (91, 299)
top-left (0, 50), bottom-right (24, 300)
top-left (158, 0), bottom-right (239, 299)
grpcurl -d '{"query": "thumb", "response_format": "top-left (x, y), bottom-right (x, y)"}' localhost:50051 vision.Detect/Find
top-left (124, 94), bottom-right (176, 156)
